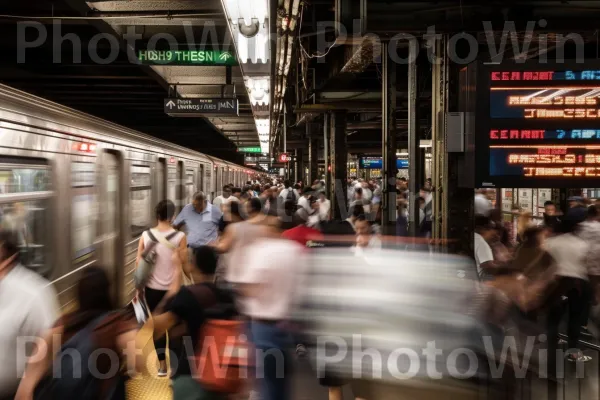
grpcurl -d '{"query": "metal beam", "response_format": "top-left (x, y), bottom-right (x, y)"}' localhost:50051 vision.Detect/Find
top-left (407, 40), bottom-right (420, 238)
top-left (295, 102), bottom-right (382, 113)
top-left (381, 41), bottom-right (397, 234)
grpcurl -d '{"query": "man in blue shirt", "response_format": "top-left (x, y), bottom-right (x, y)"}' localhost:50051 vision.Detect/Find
top-left (173, 192), bottom-right (222, 248)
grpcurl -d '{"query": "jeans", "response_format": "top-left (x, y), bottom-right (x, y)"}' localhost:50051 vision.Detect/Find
top-left (250, 321), bottom-right (292, 400)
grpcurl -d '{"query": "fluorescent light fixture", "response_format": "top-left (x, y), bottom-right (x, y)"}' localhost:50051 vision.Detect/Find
top-left (245, 76), bottom-right (270, 106)
top-left (396, 152), bottom-right (409, 156)
top-left (255, 118), bottom-right (269, 135)
top-left (225, 0), bottom-right (267, 26)
top-left (420, 140), bottom-right (432, 148)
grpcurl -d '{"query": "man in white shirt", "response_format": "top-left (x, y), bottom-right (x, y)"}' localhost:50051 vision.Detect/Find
top-left (241, 237), bottom-right (305, 400)
top-left (473, 218), bottom-right (499, 280)
top-left (212, 185), bottom-right (236, 211)
top-left (278, 180), bottom-right (299, 203)
top-left (0, 231), bottom-right (58, 398)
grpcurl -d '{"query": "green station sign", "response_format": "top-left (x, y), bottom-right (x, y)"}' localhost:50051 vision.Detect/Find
top-left (137, 50), bottom-right (238, 66)
top-left (238, 147), bottom-right (262, 153)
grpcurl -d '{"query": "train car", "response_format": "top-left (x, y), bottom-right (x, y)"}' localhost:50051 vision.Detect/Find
top-left (0, 84), bottom-right (256, 311)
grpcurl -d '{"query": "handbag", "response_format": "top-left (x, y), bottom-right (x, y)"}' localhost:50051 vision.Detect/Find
top-left (134, 229), bottom-right (180, 289)
top-left (126, 295), bottom-right (172, 400)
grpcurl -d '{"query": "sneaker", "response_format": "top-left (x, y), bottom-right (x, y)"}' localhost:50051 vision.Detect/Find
top-left (158, 367), bottom-right (168, 378)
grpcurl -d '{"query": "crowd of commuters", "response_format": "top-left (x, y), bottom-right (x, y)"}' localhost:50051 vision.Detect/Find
top-left (0, 175), bottom-right (599, 400)
top-left (473, 190), bottom-right (600, 368)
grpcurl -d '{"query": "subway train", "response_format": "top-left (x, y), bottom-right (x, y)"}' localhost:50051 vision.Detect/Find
top-left (0, 84), bottom-right (258, 311)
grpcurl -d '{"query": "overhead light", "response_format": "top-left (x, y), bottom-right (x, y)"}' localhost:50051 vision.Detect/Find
top-left (396, 152), bottom-right (409, 156)
top-left (245, 76), bottom-right (270, 106)
top-left (225, 0), bottom-right (268, 27)
top-left (420, 140), bottom-right (432, 148)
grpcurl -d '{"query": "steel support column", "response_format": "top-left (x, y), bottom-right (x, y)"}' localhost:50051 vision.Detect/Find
top-left (296, 149), bottom-right (305, 185)
top-left (324, 113), bottom-right (331, 200)
top-left (308, 123), bottom-right (319, 185)
top-left (431, 36), bottom-right (449, 245)
top-left (294, 149), bottom-right (299, 182)
top-left (331, 111), bottom-right (348, 219)
top-left (381, 41), bottom-right (397, 234)
top-left (407, 40), bottom-right (421, 237)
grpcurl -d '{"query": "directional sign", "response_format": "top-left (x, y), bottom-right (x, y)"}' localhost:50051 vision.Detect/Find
top-left (164, 98), bottom-right (239, 116)
top-left (138, 50), bottom-right (238, 66)
top-left (238, 147), bottom-right (262, 153)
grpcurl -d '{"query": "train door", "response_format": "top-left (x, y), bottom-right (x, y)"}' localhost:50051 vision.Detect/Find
top-left (99, 151), bottom-right (121, 303)
top-left (185, 166), bottom-right (196, 204)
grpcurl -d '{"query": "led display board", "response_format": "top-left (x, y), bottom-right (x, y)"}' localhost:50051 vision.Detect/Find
top-left (359, 157), bottom-right (409, 169)
top-left (473, 62), bottom-right (600, 188)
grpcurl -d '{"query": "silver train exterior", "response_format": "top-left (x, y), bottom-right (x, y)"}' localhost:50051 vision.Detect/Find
top-left (0, 84), bottom-right (255, 311)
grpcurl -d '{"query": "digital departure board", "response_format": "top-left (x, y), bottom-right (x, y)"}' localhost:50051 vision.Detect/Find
top-left (473, 62), bottom-right (600, 188)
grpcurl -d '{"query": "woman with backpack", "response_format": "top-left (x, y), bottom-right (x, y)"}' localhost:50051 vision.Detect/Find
top-left (15, 267), bottom-right (141, 400)
top-left (135, 199), bottom-right (189, 376)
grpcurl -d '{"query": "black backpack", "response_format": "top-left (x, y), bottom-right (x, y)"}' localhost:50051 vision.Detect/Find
top-left (285, 188), bottom-right (297, 203)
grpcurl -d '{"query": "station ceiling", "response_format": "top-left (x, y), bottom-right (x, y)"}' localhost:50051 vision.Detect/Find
top-left (1, 1), bottom-right (600, 161)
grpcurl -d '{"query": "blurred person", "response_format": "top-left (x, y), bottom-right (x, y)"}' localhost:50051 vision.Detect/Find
top-left (212, 185), bottom-right (234, 212)
top-left (344, 204), bottom-right (365, 232)
top-left (237, 224), bottom-right (305, 400)
top-left (540, 200), bottom-right (561, 231)
top-left (318, 191), bottom-right (331, 221)
top-left (545, 218), bottom-right (592, 364)
top-left (510, 227), bottom-right (556, 313)
top-left (15, 267), bottom-right (139, 400)
top-left (297, 188), bottom-right (312, 213)
top-left (420, 187), bottom-right (433, 238)
top-left (232, 187), bottom-right (243, 200)
top-left (279, 200), bottom-right (298, 231)
top-left (253, 184), bottom-right (261, 197)
top-left (279, 180), bottom-right (298, 203)
top-left (152, 246), bottom-right (236, 400)
top-left (354, 215), bottom-right (382, 249)
top-left (0, 230), bottom-right (58, 399)
top-left (173, 192), bottom-right (222, 249)
top-left (474, 189), bottom-right (492, 217)
top-left (489, 208), bottom-right (511, 248)
top-left (566, 196), bottom-right (588, 223)
top-left (474, 216), bottom-right (510, 280)
top-left (396, 192), bottom-right (408, 237)
top-left (282, 204), bottom-right (323, 247)
top-left (218, 200), bottom-right (243, 234)
top-left (516, 211), bottom-right (533, 245)
top-left (296, 192), bottom-right (321, 229)
top-left (136, 199), bottom-right (188, 376)
top-left (352, 187), bottom-right (371, 214)
top-left (217, 198), bottom-right (272, 287)
top-left (581, 205), bottom-right (600, 303)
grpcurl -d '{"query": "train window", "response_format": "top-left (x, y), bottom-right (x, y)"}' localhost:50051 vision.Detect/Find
top-left (0, 166), bottom-right (50, 193)
top-left (130, 165), bottom-right (151, 237)
top-left (0, 161), bottom-right (52, 279)
top-left (71, 162), bottom-right (97, 260)
top-left (186, 170), bottom-right (195, 203)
